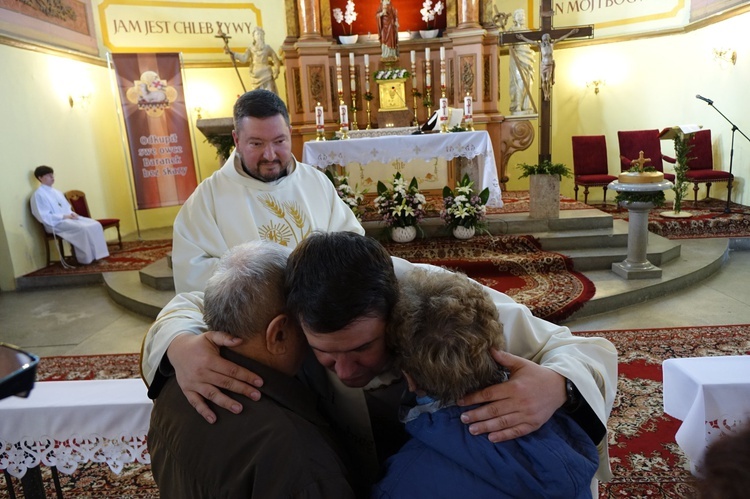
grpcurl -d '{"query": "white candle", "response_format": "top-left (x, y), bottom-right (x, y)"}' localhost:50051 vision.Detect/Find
top-left (335, 52), bottom-right (341, 67)
top-left (439, 97), bottom-right (449, 120)
top-left (464, 95), bottom-right (472, 118)
top-left (315, 103), bottom-right (325, 127)
top-left (440, 47), bottom-right (445, 61)
top-left (339, 103), bottom-right (349, 130)
top-left (349, 52), bottom-right (355, 67)
top-left (364, 54), bottom-right (369, 68)
top-left (425, 48), bottom-right (430, 60)
top-left (411, 50), bottom-right (416, 64)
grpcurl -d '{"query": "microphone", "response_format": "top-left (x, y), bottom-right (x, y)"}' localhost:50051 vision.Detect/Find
top-left (696, 94), bottom-right (713, 105)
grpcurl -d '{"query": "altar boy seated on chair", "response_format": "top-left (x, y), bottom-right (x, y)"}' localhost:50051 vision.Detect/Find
top-left (372, 268), bottom-right (599, 498)
top-left (30, 165), bottom-right (109, 265)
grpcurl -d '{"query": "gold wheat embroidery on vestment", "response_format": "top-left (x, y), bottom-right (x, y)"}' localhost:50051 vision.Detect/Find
top-left (258, 194), bottom-right (309, 245)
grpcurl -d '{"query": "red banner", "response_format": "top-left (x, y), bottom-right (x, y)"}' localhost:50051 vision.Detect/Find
top-left (112, 53), bottom-right (198, 209)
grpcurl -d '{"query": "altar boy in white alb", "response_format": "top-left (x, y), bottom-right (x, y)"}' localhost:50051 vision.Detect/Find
top-left (30, 165), bottom-right (109, 265)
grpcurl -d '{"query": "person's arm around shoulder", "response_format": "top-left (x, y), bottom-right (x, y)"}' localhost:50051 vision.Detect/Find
top-left (140, 291), bottom-right (265, 424)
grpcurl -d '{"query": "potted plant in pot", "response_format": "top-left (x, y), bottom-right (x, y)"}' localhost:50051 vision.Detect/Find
top-left (373, 172), bottom-right (426, 243)
top-left (441, 173), bottom-right (489, 239)
top-left (518, 160), bottom-right (572, 219)
top-left (419, 0), bottom-right (444, 38)
top-left (333, 0), bottom-right (358, 44)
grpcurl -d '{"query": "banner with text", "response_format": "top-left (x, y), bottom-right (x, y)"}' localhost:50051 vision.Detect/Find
top-left (112, 53), bottom-right (198, 210)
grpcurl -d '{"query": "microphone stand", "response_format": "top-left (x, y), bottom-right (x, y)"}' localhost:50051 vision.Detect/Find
top-left (700, 99), bottom-right (750, 214)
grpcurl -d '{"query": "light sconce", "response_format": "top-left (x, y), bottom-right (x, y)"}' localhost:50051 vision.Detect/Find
top-left (68, 93), bottom-right (92, 109)
top-left (194, 107), bottom-right (203, 120)
top-left (586, 79), bottom-right (605, 94)
top-left (713, 48), bottom-right (737, 66)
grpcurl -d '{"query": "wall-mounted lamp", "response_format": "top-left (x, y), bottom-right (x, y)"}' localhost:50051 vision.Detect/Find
top-left (68, 93), bottom-right (92, 109)
top-left (586, 79), bottom-right (605, 94)
top-left (713, 48), bottom-right (737, 66)
top-left (194, 107), bottom-right (203, 120)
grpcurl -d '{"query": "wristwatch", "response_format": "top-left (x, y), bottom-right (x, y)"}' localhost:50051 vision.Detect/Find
top-left (563, 377), bottom-right (582, 412)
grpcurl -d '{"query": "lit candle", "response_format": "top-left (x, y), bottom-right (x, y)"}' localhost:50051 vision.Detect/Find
top-left (335, 52), bottom-right (341, 67)
top-left (315, 102), bottom-right (325, 127)
top-left (439, 97), bottom-right (449, 121)
top-left (411, 50), bottom-right (416, 64)
top-left (339, 103), bottom-right (349, 130)
top-left (464, 95), bottom-right (472, 119)
top-left (440, 46), bottom-right (445, 61)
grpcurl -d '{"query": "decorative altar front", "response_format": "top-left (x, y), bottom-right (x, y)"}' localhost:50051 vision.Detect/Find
top-left (302, 130), bottom-right (503, 207)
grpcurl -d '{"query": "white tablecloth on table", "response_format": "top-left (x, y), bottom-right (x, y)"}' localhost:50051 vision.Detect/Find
top-left (0, 379), bottom-right (153, 477)
top-left (302, 130), bottom-right (503, 207)
top-left (662, 355), bottom-right (750, 473)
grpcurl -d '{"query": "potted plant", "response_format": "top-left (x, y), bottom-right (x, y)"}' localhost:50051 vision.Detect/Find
top-left (670, 134), bottom-right (693, 214)
top-left (419, 0), bottom-right (444, 38)
top-left (324, 169), bottom-right (367, 221)
top-left (518, 160), bottom-right (572, 219)
top-left (441, 173), bottom-right (489, 239)
top-left (333, 0), bottom-right (358, 44)
top-left (373, 172), bottom-right (427, 243)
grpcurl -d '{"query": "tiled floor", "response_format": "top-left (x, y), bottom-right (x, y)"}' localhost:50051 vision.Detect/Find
top-left (1, 227), bottom-right (749, 357)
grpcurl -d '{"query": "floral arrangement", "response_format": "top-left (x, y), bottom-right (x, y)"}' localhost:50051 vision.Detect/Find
top-left (670, 135), bottom-right (693, 213)
top-left (333, 0), bottom-right (358, 35)
top-left (325, 169), bottom-right (366, 220)
top-left (420, 0), bottom-right (444, 29)
top-left (441, 173), bottom-right (489, 230)
top-left (374, 68), bottom-right (410, 81)
top-left (374, 172), bottom-right (427, 228)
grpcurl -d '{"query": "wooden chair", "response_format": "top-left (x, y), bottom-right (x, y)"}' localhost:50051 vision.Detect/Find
top-left (684, 129), bottom-right (733, 205)
top-left (64, 190), bottom-right (123, 249)
top-left (571, 135), bottom-right (617, 205)
top-left (30, 204), bottom-right (68, 267)
top-left (617, 129), bottom-right (676, 182)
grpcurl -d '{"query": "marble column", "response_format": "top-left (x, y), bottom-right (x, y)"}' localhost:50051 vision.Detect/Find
top-left (457, 0), bottom-right (481, 29)
top-left (297, 0), bottom-right (322, 39)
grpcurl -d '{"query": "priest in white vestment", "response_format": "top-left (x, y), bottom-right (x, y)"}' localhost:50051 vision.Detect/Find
top-left (30, 166), bottom-right (109, 265)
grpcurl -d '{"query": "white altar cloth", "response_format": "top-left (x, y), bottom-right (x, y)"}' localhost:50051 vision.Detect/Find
top-left (0, 379), bottom-right (152, 478)
top-left (662, 355), bottom-right (750, 474)
top-left (302, 130), bottom-right (503, 207)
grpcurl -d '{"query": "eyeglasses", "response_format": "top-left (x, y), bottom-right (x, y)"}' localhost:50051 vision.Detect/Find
top-left (0, 342), bottom-right (40, 400)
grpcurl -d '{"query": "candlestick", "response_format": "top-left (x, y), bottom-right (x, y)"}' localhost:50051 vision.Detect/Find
top-left (364, 63), bottom-right (372, 129)
top-left (336, 58), bottom-right (343, 95)
top-left (463, 93), bottom-right (474, 131)
top-left (411, 57), bottom-right (418, 127)
top-left (425, 58), bottom-right (432, 88)
top-left (315, 102), bottom-right (326, 141)
top-left (350, 90), bottom-right (358, 131)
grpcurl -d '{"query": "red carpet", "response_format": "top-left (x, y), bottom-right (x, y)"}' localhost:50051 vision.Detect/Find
top-left (599, 198), bottom-right (750, 239)
top-left (576, 324), bottom-right (750, 498)
top-left (23, 239), bottom-right (172, 277)
top-left (385, 234), bottom-right (595, 323)
top-left (4, 324), bottom-right (749, 498)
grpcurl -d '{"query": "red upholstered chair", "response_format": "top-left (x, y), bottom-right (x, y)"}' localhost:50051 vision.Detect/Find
top-left (571, 135), bottom-right (617, 204)
top-left (30, 203), bottom-right (68, 266)
top-left (64, 190), bottom-right (123, 249)
top-left (617, 129), bottom-right (676, 182)
top-left (684, 129), bottom-right (733, 205)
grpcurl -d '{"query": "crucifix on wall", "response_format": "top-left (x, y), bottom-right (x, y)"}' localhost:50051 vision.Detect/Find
top-left (500, 0), bottom-right (593, 163)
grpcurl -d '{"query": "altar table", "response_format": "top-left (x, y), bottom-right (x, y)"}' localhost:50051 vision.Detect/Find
top-left (662, 355), bottom-right (750, 475)
top-left (0, 379), bottom-right (152, 480)
top-left (302, 130), bottom-right (503, 208)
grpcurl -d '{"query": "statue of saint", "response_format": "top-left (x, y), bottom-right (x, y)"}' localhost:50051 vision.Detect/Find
top-left (226, 27), bottom-right (282, 94)
top-left (377, 0), bottom-right (399, 60)
top-left (508, 9), bottom-right (534, 114)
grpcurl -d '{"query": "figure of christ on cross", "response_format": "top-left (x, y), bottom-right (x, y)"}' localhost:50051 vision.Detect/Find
top-left (499, 0), bottom-right (592, 163)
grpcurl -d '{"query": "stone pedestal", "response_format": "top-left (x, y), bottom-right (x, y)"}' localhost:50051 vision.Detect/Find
top-left (529, 174), bottom-right (560, 219)
top-left (608, 180), bottom-right (673, 279)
